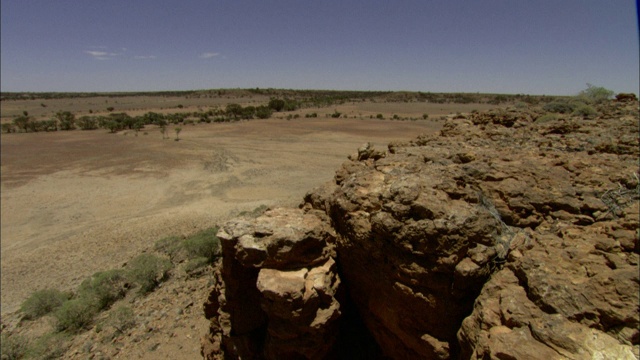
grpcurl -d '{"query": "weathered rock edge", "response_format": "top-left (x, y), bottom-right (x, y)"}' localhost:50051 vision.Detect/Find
top-left (203, 101), bottom-right (639, 359)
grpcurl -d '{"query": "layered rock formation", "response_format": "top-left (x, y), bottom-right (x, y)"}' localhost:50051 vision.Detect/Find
top-left (202, 208), bottom-right (342, 360)
top-left (203, 101), bottom-right (639, 359)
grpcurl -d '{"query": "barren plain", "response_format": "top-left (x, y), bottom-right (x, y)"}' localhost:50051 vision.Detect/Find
top-left (0, 94), bottom-right (505, 358)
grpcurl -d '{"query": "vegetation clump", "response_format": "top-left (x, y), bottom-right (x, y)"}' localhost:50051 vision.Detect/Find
top-left (1, 333), bottom-right (28, 360)
top-left (76, 269), bottom-right (128, 310)
top-left (126, 253), bottom-right (172, 294)
top-left (578, 83), bottom-right (614, 104)
top-left (53, 297), bottom-right (98, 333)
top-left (543, 101), bottom-right (575, 114)
top-left (20, 288), bottom-right (71, 320)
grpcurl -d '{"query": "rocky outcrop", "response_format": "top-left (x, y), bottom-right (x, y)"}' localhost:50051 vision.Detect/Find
top-left (202, 208), bottom-right (342, 360)
top-left (203, 100), bottom-right (639, 359)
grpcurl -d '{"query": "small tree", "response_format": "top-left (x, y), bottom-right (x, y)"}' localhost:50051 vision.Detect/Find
top-left (255, 105), bottom-right (273, 119)
top-left (77, 116), bottom-right (98, 130)
top-left (159, 124), bottom-right (168, 139)
top-left (268, 98), bottom-right (285, 112)
top-left (55, 111), bottom-right (76, 131)
top-left (2, 123), bottom-right (16, 133)
top-left (13, 115), bottom-right (30, 132)
top-left (225, 103), bottom-right (244, 120)
top-left (174, 126), bottom-right (182, 141)
top-left (579, 83), bottom-right (614, 104)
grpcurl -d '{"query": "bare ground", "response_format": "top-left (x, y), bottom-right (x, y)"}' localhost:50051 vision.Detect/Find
top-left (1, 117), bottom-right (441, 315)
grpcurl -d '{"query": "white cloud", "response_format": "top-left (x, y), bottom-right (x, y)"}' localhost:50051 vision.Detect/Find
top-left (199, 52), bottom-right (219, 59)
top-left (85, 50), bottom-right (120, 60)
top-left (85, 51), bottom-right (109, 57)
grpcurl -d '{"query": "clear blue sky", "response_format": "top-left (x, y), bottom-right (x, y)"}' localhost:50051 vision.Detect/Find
top-left (1, 0), bottom-right (638, 95)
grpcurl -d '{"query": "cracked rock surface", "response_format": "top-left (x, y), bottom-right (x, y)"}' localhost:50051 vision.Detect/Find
top-left (203, 100), bottom-right (639, 359)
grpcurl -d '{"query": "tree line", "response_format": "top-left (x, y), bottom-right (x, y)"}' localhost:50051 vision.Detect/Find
top-left (1, 99), bottom-right (303, 134)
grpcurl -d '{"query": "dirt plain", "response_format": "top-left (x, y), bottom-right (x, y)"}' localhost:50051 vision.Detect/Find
top-left (1, 94), bottom-right (502, 358)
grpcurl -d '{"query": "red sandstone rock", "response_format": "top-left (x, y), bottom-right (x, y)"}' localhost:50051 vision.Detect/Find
top-left (203, 100), bottom-right (639, 359)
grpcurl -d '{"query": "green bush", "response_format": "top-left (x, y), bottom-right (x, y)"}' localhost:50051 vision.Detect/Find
top-left (184, 227), bottom-right (221, 262)
top-left (376, 114), bottom-right (384, 119)
top-left (53, 298), bottom-right (97, 332)
top-left (331, 111), bottom-right (341, 118)
top-left (127, 254), bottom-right (172, 294)
top-left (542, 101), bottom-right (574, 114)
top-left (578, 83), bottom-right (614, 104)
top-left (255, 105), bottom-right (273, 119)
top-left (77, 269), bottom-right (127, 310)
top-left (20, 289), bottom-right (70, 320)
top-left (535, 114), bottom-right (558, 123)
top-left (55, 111), bottom-right (76, 131)
top-left (268, 99), bottom-right (285, 112)
top-left (1, 333), bottom-right (28, 360)
top-left (184, 257), bottom-right (211, 275)
top-left (572, 104), bottom-right (597, 118)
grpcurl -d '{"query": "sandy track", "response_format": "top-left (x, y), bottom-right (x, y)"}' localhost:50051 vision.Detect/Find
top-left (1, 117), bottom-right (441, 314)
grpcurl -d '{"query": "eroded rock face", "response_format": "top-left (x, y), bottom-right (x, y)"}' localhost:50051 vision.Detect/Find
top-left (202, 208), bottom-right (341, 360)
top-left (203, 100), bottom-right (639, 359)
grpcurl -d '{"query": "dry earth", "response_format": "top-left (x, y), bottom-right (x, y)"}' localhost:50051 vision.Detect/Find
top-left (0, 112), bottom-right (459, 358)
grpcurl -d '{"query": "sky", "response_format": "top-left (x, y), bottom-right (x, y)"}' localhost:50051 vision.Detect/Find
top-left (1, 0), bottom-right (638, 95)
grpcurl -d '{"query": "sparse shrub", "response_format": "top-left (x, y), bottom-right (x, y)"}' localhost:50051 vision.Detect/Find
top-left (514, 101), bottom-right (527, 109)
top-left (572, 104), bottom-right (597, 118)
top-left (422, 113), bottom-right (429, 119)
top-left (53, 297), bottom-right (97, 332)
top-left (543, 101), bottom-right (574, 114)
top-left (20, 289), bottom-right (70, 320)
top-left (392, 114), bottom-right (400, 120)
top-left (55, 111), bottom-right (76, 131)
top-left (154, 235), bottom-right (184, 261)
top-left (305, 112), bottom-right (318, 118)
top-left (184, 257), bottom-right (210, 275)
top-left (376, 113), bottom-right (384, 119)
top-left (106, 106), bottom-right (114, 112)
top-left (126, 254), bottom-right (172, 294)
top-left (184, 227), bottom-right (221, 263)
top-left (255, 105), bottom-right (273, 119)
top-left (24, 332), bottom-right (69, 359)
top-left (578, 83), bottom-right (614, 104)
top-left (268, 99), bottom-right (285, 112)
top-left (39, 120), bottom-right (58, 132)
top-left (13, 116), bottom-right (30, 132)
top-left (2, 123), bottom-right (16, 133)
top-left (331, 111), bottom-right (341, 118)
top-left (174, 126), bottom-right (182, 141)
top-left (77, 269), bottom-right (127, 310)
top-left (105, 305), bottom-right (136, 333)
top-left (283, 99), bottom-right (299, 111)
top-left (77, 116), bottom-right (98, 130)
top-left (535, 114), bottom-right (558, 123)
top-left (1, 333), bottom-right (28, 360)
